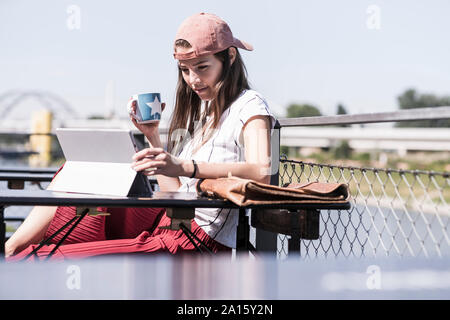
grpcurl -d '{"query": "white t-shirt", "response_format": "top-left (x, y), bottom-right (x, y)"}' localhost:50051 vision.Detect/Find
top-left (175, 89), bottom-right (277, 248)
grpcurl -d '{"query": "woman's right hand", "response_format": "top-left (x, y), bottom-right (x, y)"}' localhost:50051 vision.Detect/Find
top-left (127, 97), bottom-right (166, 139)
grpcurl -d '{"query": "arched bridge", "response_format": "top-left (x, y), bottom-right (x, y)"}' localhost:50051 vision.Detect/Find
top-left (0, 90), bottom-right (78, 120)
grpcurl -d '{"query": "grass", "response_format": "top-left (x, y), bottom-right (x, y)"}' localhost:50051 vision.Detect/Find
top-left (6, 225), bottom-right (17, 233)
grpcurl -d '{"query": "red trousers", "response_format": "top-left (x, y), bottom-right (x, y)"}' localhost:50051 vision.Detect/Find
top-left (9, 206), bottom-right (230, 261)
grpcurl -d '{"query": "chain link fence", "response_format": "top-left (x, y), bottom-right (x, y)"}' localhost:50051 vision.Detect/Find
top-left (277, 156), bottom-right (450, 259)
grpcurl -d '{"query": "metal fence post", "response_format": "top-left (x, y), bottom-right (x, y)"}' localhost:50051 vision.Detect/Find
top-left (0, 206), bottom-right (5, 260)
top-left (253, 120), bottom-right (281, 255)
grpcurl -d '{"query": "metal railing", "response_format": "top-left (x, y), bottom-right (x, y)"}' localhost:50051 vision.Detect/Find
top-left (274, 106), bottom-right (450, 259)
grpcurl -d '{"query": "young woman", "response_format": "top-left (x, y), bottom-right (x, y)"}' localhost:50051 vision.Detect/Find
top-left (5, 12), bottom-right (276, 260)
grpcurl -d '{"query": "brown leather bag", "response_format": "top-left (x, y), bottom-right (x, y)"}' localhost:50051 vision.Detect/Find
top-left (195, 177), bottom-right (349, 206)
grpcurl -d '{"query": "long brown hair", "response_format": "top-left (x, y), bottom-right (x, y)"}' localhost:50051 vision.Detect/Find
top-left (167, 39), bottom-right (250, 156)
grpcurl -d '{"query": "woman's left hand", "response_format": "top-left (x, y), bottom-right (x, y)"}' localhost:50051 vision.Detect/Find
top-left (131, 147), bottom-right (186, 177)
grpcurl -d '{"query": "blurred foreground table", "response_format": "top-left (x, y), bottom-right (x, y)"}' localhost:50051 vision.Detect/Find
top-left (1, 254), bottom-right (449, 299)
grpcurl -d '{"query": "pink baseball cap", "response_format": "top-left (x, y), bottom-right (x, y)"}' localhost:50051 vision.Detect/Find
top-left (173, 12), bottom-right (253, 60)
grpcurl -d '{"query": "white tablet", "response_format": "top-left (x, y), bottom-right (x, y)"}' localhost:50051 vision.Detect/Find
top-left (55, 128), bottom-right (139, 163)
top-left (49, 128), bottom-right (152, 197)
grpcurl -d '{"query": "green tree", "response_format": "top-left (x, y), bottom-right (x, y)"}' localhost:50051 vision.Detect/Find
top-left (396, 88), bottom-right (450, 127)
top-left (336, 103), bottom-right (350, 127)
top-left (286, 103), bottom-right (322, 118)
top-left (333, 140), bottom-right (352, 159)
top-left (337, 104), bottom-right (347, 114)
top-left (283, 104), bottom-right (322, 159)
top-left (87, 115), bottom-right (107, 120)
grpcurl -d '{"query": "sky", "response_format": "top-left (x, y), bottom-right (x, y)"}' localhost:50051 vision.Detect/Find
top-left (1, 0), bottom-right (450, 121)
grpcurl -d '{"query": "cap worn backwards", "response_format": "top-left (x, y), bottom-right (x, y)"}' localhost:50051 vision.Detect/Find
top-left (173, 12), bottom-right (253, 60)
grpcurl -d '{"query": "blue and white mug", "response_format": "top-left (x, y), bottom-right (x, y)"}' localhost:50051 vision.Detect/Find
top-left (130, 92), bottom-right (161, 124)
